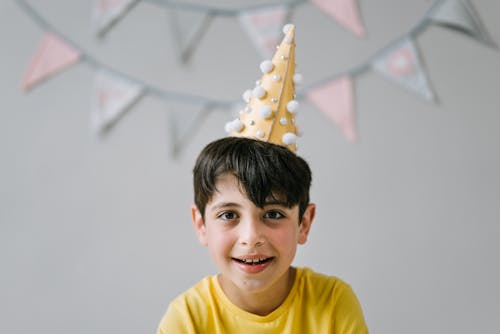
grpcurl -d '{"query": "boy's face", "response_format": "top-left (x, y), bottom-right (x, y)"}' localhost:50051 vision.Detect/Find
top-left (192, 173), bottom-right (315, 297)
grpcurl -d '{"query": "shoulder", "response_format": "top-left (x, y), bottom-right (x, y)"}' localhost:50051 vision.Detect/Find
top-left (297, 266), bottom-right (362, 307)
top-left (171, 275), bottom-right (214, 307)
top-left (295, 267), bottom-right (369, 333)
top-left (157, 276), bottom-right (216, 334)
top-left (297, 267), bottom-right (352, 297)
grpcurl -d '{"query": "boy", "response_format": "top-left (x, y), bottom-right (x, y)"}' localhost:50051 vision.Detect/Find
top-left (157, 24), bottom-right (368, 333)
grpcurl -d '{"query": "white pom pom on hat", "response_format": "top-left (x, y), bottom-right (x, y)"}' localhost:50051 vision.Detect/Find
top-left (260, 60), bottom-right (274, 73)
top-left (286, 100), bottom-right (299, 114)
top-left (293, 73), bottom-right (303, 85)
top-left (282, 132), bottom-right (297, 145)
top-left (225, 119), bottom-right (244, 133)
top-left (252, 86), bottom-right (266, 99)
top-left (242, 89), bottom-right (252, 102)
top-left (282, 24), bottom-right (293, 34)
top-left (258, 105), bottom-right (273, 119)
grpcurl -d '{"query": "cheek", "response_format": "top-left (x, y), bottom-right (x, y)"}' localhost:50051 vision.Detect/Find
top-left (270, 226), bottom-right (299, 250)
top-left (207, 229), bottom-right (235, 254)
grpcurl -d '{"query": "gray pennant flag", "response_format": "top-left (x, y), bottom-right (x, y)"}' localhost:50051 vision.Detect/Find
top-left (167, 8), bottom-right (214, 63)
top-left (167, 103), bottom-right (215, 157)
top-left (427, 0), bottom-right (496, 48)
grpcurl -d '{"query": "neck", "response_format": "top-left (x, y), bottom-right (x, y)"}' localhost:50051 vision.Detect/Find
top-left (218, 267), bottom-right (296, 316)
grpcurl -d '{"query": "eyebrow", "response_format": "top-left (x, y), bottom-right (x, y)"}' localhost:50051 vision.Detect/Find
top-left (263, 200), bottom-right (290, 207)
top-left (209, 201), bottom-right (290, 213)
top-left (209, 202), bottom-right (242, 212)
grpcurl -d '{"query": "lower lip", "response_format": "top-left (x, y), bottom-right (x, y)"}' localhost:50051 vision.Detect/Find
top-left (234, 259), bottom-right (273, 274)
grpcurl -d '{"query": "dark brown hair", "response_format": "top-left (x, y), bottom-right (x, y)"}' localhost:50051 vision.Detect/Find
top-left (193, 137), bottom-right (312, 220)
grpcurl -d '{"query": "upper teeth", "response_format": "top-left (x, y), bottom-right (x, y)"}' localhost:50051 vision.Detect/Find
top-left (242, 258), bottom-right (266, 264)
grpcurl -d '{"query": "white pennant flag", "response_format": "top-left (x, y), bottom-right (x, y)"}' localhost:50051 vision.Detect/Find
top-left (371, 38), bottom-right (435, 102)
top-left (92, 0), bottom-right (140, 36)
top-left (239, 5), bottom-right (291, 59)
top-left (91, 70), bottom-right (144, 133)
top-left (167, 9), bottom-right (214, 63)
top-left (427, 0), bottom-right (496, 48)
top-left (167, 102), bottom-right (216, 157)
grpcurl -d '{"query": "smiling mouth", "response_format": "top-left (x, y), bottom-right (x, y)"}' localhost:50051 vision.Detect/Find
top-left (232, 257), bottom-right (274, 265)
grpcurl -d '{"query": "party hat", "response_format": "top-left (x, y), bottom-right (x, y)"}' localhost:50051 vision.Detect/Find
top-left (225, 24), bottom-right (302, 151)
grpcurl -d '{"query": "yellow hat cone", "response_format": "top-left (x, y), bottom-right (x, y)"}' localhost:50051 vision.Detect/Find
top-left (226, 24), bottom-right (301, 151)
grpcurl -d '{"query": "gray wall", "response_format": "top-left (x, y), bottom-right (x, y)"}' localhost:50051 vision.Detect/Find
top-left (1, 1), bottom-right (499, 333)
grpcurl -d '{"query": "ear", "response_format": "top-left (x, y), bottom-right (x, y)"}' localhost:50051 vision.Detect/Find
top-left (298, 203), bottom-right (315, 245)
top-left (191, 204), bottom-right (208, 246)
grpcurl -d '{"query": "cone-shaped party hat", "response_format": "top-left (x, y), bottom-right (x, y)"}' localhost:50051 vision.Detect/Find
top-left (225, 24), bottom-right (302, 151)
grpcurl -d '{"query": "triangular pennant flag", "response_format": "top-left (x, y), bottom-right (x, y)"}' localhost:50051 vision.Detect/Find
top-left (307, 76), bottom-right (357, 142)
top-left (427, 0), bottom-right (496, 48)
top-left (371, 38), bottom-right (435, 102)
top-left (310, 0), bottom-right (365, 37)
top-left (21, 33), bottom-right (81, 91)
top-left (167, 8), bottom-right (214, 63)
top-left (239, 5), bottom-right (291, 59)
top-left (167, 102), bottom-right (216, 157)
top-left (92, 0), bottom-right (140, 36)
top-left (91, 70), bottom-right (144, 133)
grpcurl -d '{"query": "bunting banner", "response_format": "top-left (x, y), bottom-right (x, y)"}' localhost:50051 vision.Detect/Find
top-left (16, 0), bottom-right (497, 156)
top-left (92, 0), bottom-right (140, 36)
top-left (307, 76), bottom-right (356, 142)
top-left (309, 0), bottom-right (365, 37)
top-left (239, 5), bottom-right (291, 58)
top-left (167, 9), bottom-right (214, 63)
top-left (91, 70), bottom-right (145, 133)
top-left (427, 0), bottom-right (497, 48)
top-left (167, 102), bottom-right (217, 156)
top-left (21, 32), bottom-right (81, 91)
top-left (371, 38), bottom-right (435, 102)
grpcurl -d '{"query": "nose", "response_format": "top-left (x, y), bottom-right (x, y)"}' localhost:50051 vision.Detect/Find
top-left (238, 218), bottom-right (265, 247)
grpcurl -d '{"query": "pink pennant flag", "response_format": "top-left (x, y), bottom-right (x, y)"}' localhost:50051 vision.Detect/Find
top-left (307, 76), bottom-right (357, 142)
top-left (310, 0), bottom-right (365, 37)
top-left (91, 70), bottom-right (144, 133)
top-left (21, 33), bottom-right (81, 91)
top-left (371, 38), bottom-right (435, 101)
top-left (92, 0), bottom-right (138, 35)
top-left (239, 6), bottom-right (290, 58)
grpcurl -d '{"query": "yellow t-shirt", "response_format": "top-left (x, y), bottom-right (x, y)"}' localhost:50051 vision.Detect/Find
top-left (157, 267), bottom-right (368, 333)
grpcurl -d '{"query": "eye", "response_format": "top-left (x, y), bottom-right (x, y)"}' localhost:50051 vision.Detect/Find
top-left (264, 210), bottom-right (285, 220)
top-left (217, 211), bottom-right (238, 221)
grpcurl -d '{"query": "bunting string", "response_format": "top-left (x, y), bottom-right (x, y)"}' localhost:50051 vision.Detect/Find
top-left (145, 0), bottom-right (305, 16)
top-left (97, 0), bottom-right (365, 59)
top-left (17, 0), bottom-right (496, 154)
top-left (17, 0), bottom-right (231, 108)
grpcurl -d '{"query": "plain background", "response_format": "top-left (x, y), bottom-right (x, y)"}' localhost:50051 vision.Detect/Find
top-left (1, 1), bottom-right (499, 333)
